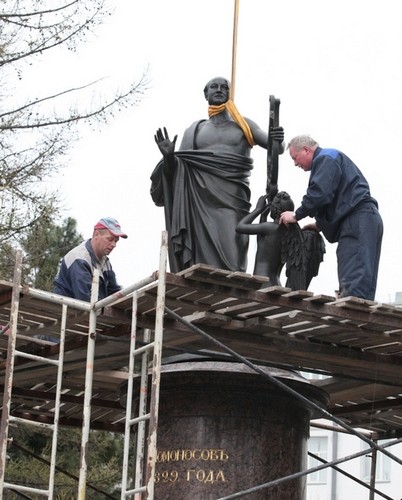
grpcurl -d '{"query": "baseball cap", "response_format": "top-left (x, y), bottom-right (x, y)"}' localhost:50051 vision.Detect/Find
top-left (94, 217), bottom-right (128, 238)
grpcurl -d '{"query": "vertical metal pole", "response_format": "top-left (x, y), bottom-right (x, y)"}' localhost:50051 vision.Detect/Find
top-left (78, 269), bottom-right (100, 499)
top-left (231, 0), bottom-right (240, 100)
top-left (47, 303), bottom-right (67, 499)
top-left (121, 293), bottom-right (137, 498)
top-left (134, 328), bottom-right (151, 497)
top-left (145, 232), bottom-right (168, 499)
top-left (330, 430), bottom-right (338, 500)
top-left (0, 250), bottom-right (23, 495)
top-left (369, 442), bottom-right (377, 500)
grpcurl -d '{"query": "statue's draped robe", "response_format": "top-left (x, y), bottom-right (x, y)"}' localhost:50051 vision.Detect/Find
top-left (151, 147), bottom-right (253, 273)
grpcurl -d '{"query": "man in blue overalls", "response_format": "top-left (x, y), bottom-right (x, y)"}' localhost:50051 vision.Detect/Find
top-left (279, 135), bottom-right (383, 300)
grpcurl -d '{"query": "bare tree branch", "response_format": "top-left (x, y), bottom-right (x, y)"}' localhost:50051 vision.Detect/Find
top-left (0, 0), bottom-right (149, 243)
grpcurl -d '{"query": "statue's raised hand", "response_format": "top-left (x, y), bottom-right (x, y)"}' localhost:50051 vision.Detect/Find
top-left (154, 127), bottom-right (177, 158)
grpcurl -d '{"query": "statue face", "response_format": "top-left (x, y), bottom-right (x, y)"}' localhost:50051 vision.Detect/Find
top-left (205, 78), bottom-right (230, 105)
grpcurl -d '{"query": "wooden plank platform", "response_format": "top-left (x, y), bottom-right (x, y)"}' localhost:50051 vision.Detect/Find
top-left (1, 264), bottom-right (402, 437)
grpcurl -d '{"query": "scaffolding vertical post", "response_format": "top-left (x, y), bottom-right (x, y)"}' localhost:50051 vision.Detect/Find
top-left (0, 250), bottom-right (23, 493)
top-left (120, 292), bottom-right (137, 497)
top-left (369, 441), bottom-right (377, 500)
top-left (78, 269), bottom-right (100, 499)
top-left (145, 231), bottom-right (168, 499)
top-left (133, 328), bottom-right (151, 495)
top-left (47, 303), bottom-right (67, 498)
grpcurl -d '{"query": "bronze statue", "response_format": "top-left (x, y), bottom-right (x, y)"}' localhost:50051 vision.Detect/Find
top-left (151, 77), bottom-right (284, 273)
top-left (237, 192), bottom-right (326, 290)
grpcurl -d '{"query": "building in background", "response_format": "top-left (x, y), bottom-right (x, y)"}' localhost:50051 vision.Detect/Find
top-left (307, 424), bottom-right (402, 499)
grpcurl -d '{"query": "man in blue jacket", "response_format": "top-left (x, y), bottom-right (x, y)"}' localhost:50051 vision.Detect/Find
top-left (53, 217), bottom-right (127, 302)
top-left (279, 135), bottom-right (383, 300)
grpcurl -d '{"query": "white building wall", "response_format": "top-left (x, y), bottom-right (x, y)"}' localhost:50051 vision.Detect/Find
top-left (307, 424), bottom-right (402, 500)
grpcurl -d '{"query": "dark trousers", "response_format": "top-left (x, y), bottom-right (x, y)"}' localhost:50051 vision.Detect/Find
top-left (337, 205), bottom-right (383, 300)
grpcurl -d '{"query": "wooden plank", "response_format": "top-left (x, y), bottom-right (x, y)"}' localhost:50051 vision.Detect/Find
top-left (177, 264), bottom-right (269, 290)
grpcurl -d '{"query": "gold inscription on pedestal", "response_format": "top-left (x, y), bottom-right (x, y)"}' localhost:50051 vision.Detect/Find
top-left (155, 448), bottom-right (229, 484)
top-left (157, 448), bottom-right (229, 463)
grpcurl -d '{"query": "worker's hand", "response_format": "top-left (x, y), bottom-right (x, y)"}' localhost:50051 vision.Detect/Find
top-left (154, 127), bottom-right (177, 157)
top-left (279, 211), bottom-right (296, 226)
top-left (270, 126), bottom-right (284, 143)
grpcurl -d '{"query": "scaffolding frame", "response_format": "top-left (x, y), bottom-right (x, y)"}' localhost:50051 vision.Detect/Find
top-left (1, 229), bottom-right (402, 498)
top-left (0, 250), bottom-right (67, 498)
top-left (0, 232), bottom-right (168, 499)
top-left (164, 306), bottom-right (402, 499)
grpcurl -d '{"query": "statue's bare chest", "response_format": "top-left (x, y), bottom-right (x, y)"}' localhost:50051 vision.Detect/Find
top-left (195, 120), bottom-right (248, 154)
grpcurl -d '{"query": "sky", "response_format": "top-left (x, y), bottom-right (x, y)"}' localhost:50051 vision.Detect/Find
top-left (45, 0), bottom-right (402, 303)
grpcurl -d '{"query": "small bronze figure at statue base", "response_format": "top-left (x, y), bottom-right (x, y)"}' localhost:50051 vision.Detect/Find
top-left (237, 192), bottom-right (326, 290)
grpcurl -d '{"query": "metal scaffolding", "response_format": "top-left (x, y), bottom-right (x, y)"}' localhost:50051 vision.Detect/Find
top-left (0, 232), bottom-right (168, 499)
top-left (1, 229), bottom-right (402, 498)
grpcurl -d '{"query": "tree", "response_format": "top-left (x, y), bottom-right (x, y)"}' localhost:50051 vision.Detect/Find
top-left (0, 1), bottom-right (148, 246)
top-left (0, 240), bottom-right (17, 282)
top-left (19, 216), bottom-right (83, 290)
top-left (0, 216), bottom-right (83, 286)
top-left (6, 424), bottom-right (128, 498)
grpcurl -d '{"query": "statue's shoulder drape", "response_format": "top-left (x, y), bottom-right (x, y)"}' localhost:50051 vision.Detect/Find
top-left (151, 147), bottom-right (253, 273)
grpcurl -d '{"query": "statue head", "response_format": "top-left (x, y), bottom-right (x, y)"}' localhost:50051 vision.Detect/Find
top-left (270, 191), bottom-right (294, 220)
top-left (203, 77), bottom-right (231, 104)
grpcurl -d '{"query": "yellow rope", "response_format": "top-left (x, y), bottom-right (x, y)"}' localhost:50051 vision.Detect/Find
top-left (208, 99), bottom-right (256, 147)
